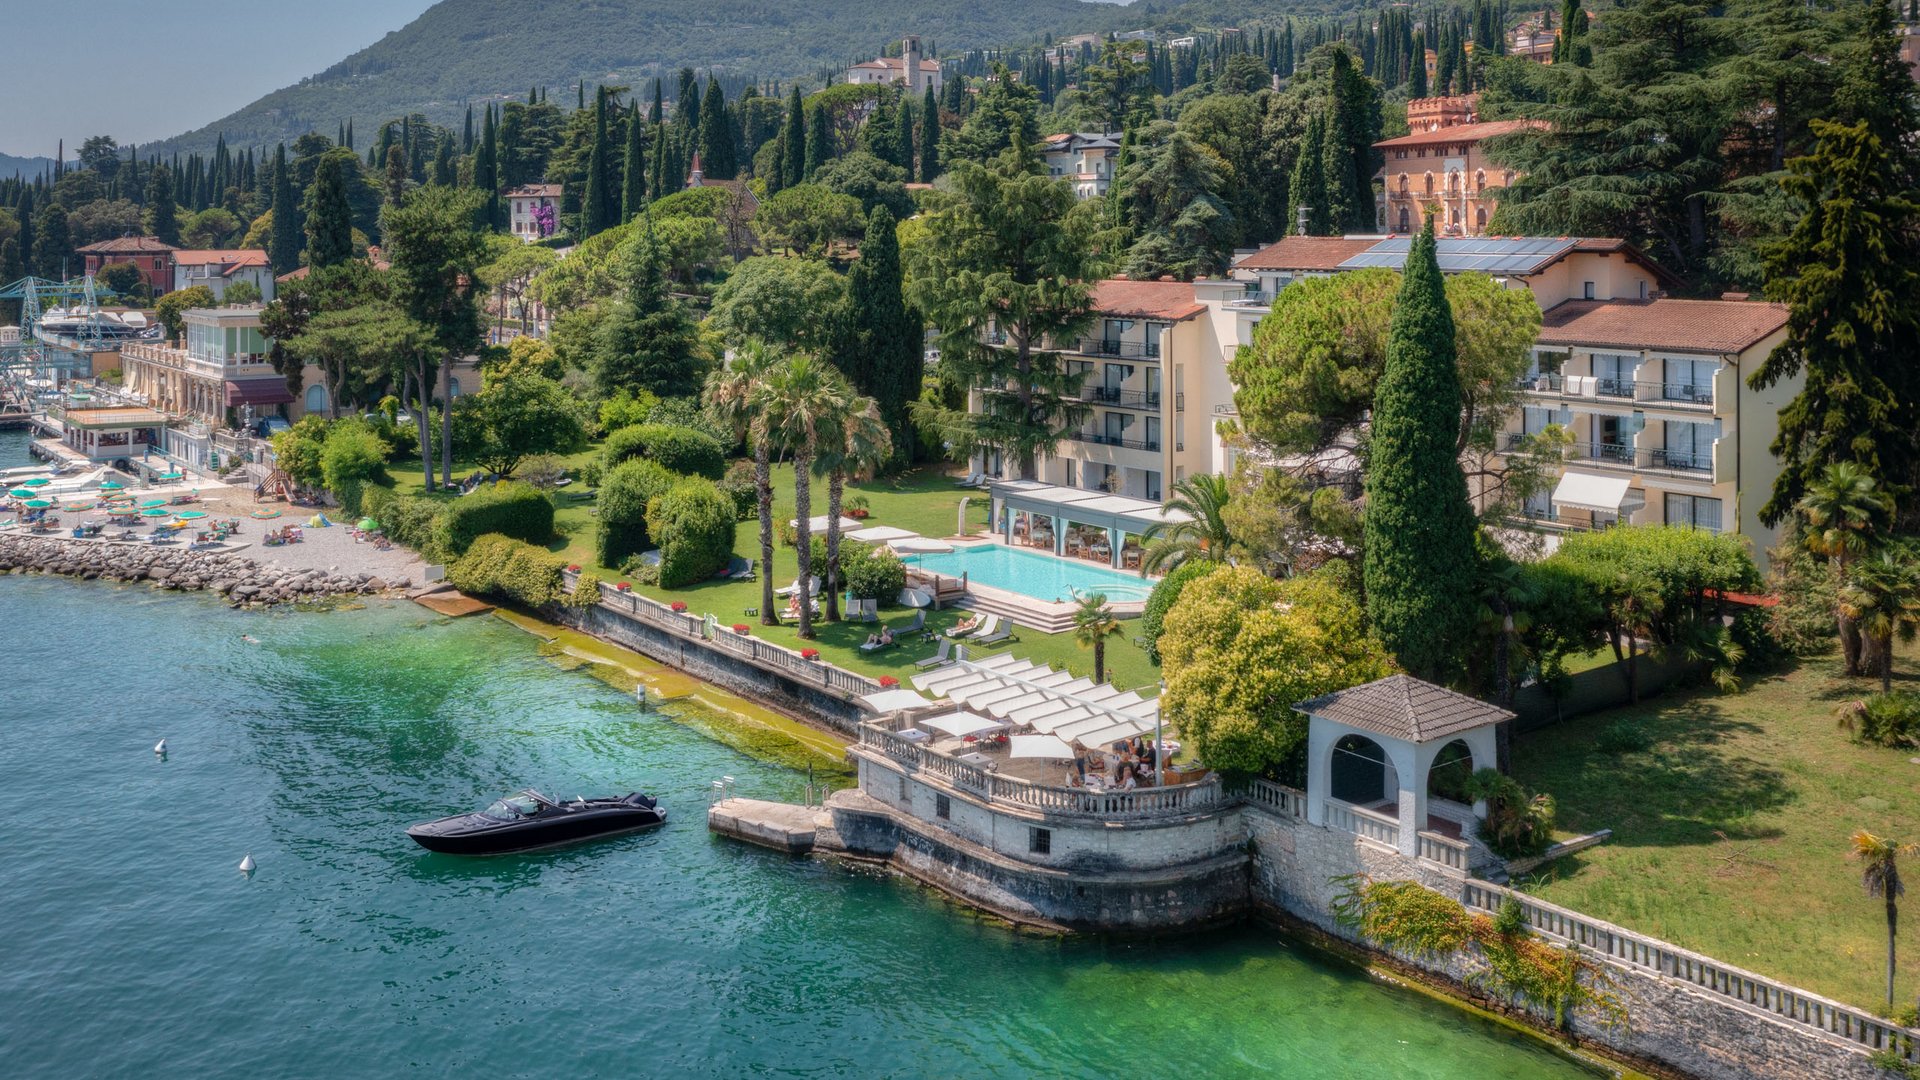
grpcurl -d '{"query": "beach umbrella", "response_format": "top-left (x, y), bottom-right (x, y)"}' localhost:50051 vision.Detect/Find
top-left (357, 518), bottom-right (381, 531)
top-left (24, 499), bottom-right (53, 508)
top-left (8, 488), bottom-right (35, 499)
top-left (158, 472), bottom-right (184, 481)
top-left (138, 498), bottom-right (168, 509)
top-left (98, 480), bottom-right (125, 491)
top-left (175, 510), bottom-right (209, 520)
top-left (140, 508), bottom-right (170, 518)
top-left (21, 478), bottom-right (49, 488)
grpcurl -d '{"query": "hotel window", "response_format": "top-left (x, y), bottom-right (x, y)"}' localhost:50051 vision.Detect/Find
top-left (1064, 459), bottom-right (1076, 487)
top-left (1398, 175), bottom-right (1409, 194)
top-left (1583, 281), bottom-right (1596, 299)
top-left (1663, 359), bottom-right (1715, 404)
top-left (1664, 420), bottom-right (1715, 471)
top-left (1144, 470), bottom-right (1162, 501)
top-left (1593, 354), bottom-right (1637, 397)
top-left (1424, 173), bottom-right (1435, 196)
top-left (1145, 416), bottom-right (1161, 450)
top-left (1028, 827), bottom-right (1052, 855)
top-left (935, 794), bottom-right (951, 820)
top-left (898, 777), bottom-right (908, 801)
top-left (1397, 207), bottom-right (1411, 232)
top-left (1665, 494), bottom-right (1723, 533)
top-left (1143, 322), bottom-right (1164, 357)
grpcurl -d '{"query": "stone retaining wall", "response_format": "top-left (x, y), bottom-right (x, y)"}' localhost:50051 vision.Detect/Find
top-left (0, 534), bottom-right (403, 606)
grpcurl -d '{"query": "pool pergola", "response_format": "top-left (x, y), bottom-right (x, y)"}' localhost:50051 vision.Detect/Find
top-left (988, 480), bottom-right (1191, 570)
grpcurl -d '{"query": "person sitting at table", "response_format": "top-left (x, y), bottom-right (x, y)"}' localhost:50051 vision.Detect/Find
top-left (1121, 769), bottom-right (1138, 790)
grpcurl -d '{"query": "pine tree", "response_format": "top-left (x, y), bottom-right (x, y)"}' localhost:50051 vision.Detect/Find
top-left (582, 89), bottom-right (615, 237)
top-left (1288, 112), bottom-right (1332, 235)
top-left (1751, 119), bottom-right (1920, 524)
top-left (804, 101), bottom-right (831, 179)
top-left (920, 85), bottom-right (941, 182)
top-left (144, 163), bottom-right (180, 245)
top-left (840, 206), bottom-right (920, 459)
top-left (697, 78), bottom-right (736, 180)
top-left (592, 219), bottom-right (703, 398)
top-left (269, 145), bottom-right (301, 275)
top-left (783, 85), bottom-right (807, 188)
top-left (304, 150), bottom-right (355, 269)
top-left (622, 103), bottom-right (648, 222)
top-left (1362, 218), bottom-right (1479, 680)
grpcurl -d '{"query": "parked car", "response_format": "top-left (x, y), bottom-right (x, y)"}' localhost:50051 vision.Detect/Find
top-left (255, 416), bottom-right (290, 438)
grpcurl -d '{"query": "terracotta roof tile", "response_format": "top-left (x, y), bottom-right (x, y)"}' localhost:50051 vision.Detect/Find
top-left (1089, 279), bottom-right (1205, 321)
top-left (172, 249), bottom-right (269, 267)
top-left (1295, 675), bottom-right (1514, 743)
top-left (1236, 236), bottom-right (1383, 272)
top-left (1538, 298), bottom-right (1789, 354)
top-left (505, 183), bottom-right (563, 198)
top-left (76, 236), bottom-right (177, 254)
top-left (1374, 119), bottom-right (1541, 149)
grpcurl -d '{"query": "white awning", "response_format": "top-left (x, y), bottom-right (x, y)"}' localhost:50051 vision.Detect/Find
top-left (1552, 471), bottom-right (1645, 516)
top-left (1008, 734), bottom-right (1076, 760)
top-left (858, 688), bottom-right (933, 714)
top-left (789, 514), bottom-right (862, 531)
top-left (920, 710), bottom-right (1005, 738)
top-left (847, 524), bottom-right (918, 543)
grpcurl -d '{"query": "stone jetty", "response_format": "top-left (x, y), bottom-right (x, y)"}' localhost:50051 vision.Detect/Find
top-left (0, 534), bottom-right (406, 607)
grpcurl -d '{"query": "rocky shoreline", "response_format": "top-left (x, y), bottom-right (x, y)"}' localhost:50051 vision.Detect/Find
top-left (0, 534), bottom-right (409, 607)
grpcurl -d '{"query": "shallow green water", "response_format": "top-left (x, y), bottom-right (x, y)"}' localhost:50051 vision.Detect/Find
top-left (0, 575), bottom-right (1605, 1078)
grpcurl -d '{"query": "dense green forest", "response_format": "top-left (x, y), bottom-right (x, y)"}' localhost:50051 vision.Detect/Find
top-left (143, 0), bottom-right (1110, 157)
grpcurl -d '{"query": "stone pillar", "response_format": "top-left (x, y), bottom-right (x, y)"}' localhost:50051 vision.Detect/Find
top-left (1053, 516), bottom-right (1064, 557)
top-left (1304, 717), bottom-right (1334, 827)
top-left (1388, 741), bottom-right (1420, 858)
top-left (1109, 527), bottom-right (1122, 568)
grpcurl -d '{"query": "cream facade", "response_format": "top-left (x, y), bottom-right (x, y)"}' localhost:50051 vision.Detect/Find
top-left (120, 308), bottom-right (290, 425)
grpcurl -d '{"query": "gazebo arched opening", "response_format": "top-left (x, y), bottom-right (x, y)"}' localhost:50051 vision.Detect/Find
top-left (1330, 733), bottom-right (1392, 806)
top-left (1427, 739), bottom-right (1476, 804)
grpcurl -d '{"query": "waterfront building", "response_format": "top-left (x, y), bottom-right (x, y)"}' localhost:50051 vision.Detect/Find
top-left (121, 307), bottom-right (289, 425)
top-left (54, 405), bottom-right (167, 461)
top-left (846, 36), bottom-right (944, 95)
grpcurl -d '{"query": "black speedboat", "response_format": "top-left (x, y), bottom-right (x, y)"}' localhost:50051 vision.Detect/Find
top-left (407, 789), bottom-right (666, 854)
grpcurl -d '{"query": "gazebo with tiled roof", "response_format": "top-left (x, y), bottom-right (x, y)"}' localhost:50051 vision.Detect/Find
top-left (1295, 675), bottom-right (1512, 858)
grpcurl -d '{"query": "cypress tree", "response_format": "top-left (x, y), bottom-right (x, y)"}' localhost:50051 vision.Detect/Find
top-left (697, 78), bottom-right (736, 179)
top-left (842, 206), bottom-right (920, 463)
top-left (31, 202), bottom-right (68, 280)
top-left (385, 144), bottom-right (409, 207)
top-left (463, 105), bottom-right (474, 153)
top-left (782, 85), bottom-right (807, 189)
top-left (304, 151), bottom-right (355, 269)
top-left (431, 136), bottom-right (455, 186)
top-left (144, 163), bottom-right (180, 245)
top-left (476, 104), bottom-right (500, 230)
top-left (269, 145), bottom-right (301, 275)
top-left (622, 102), bottom-right (648, 222)
top-left (1410, 30), bottom-right (1428, 98)
top-left (650, 80), bottom-right (664, 125)
top-left (1322, 48), bottom-right (1376, 233)
top-left (676, 70), bottom-right (700, 132)
top-left (1287, 113), bottom-right (1331, 235)
top-left (920, 86), bottom-right (941, 182)
top-left (582, 88), bottom-right (615, 236)
top-left (893, 98), bottom-right (915, 175)
top-left (803, 102), bottom-right (831, 180)
top-left (1362, 218), bottom-right (1479, 681)
top-left (345, 119), bottom-right (353, 150)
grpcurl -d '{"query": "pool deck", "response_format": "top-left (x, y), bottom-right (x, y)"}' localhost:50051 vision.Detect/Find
top-left (916, 539), bottom-right (1149, 634)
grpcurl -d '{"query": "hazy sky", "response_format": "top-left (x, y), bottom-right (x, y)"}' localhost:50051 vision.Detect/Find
top-left (0, 0), bottom-right (438, 156)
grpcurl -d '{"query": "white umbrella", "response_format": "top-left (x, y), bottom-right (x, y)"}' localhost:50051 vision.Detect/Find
top-left (790, 514), bottom-right (861, 532)
top-left (1009, 734), bottom-right (1075, 760)
top-left (891, 537), bottom-right (954, 554)
top-left (859, 688), bottom-right (932, 714)
top-left (897, 587), bottom-right (933, 608)
top-left (920, 710), bottom-right (1005, 739)
top-left (848, 524), bottom-right (918, 543)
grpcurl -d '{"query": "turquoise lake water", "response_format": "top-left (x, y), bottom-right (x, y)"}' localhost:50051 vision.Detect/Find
top-left (902, 543), bottom-right (1157, 603)
top-left (0, 422), bottom-right (1603, 1079)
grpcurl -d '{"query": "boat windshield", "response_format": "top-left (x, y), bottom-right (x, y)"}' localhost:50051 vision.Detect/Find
top-left (480, 794), bottom-right (542, 821)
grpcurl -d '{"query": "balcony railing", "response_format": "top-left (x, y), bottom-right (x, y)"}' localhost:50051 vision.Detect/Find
top-left (1516, 373), bottom-right (1715, 407)
top-left (1076, 338), bottom-right (1161, 360)
top-left (1499, 434), bottom-right (1715, 477)
top-left (1072, 430), bottom-right (1161, 453)
top-left (1081, 385), bottom-right (1162, 411)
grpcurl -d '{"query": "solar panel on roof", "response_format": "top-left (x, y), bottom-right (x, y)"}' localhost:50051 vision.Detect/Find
top-left (1336, 236), bottom-right (1577, 275)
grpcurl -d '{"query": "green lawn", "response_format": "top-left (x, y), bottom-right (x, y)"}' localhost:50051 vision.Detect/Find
top-left (1510, 648), bottom-right (1920, 1013)
top-left (377, 457), bottom-right (1159, 693)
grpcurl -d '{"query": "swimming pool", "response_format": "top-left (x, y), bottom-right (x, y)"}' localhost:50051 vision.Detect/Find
top-left (901, 544), bottom-right (1156, 603)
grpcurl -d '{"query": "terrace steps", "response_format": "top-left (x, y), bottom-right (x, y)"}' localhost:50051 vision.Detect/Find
top-left (952, 593), bottom-right (1076, 635)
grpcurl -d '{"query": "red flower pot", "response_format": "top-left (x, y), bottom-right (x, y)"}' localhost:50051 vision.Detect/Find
top-left (878, 676), bottom-right (900, 688)
top-left (801, 648), bottom-right (820, 660)
top-left (616, 582), bottom-right (631, 592)
top-left (566, 564), bottom-right (581, 573)
top-left (670, 601), bottom-right (688, 612)
top-left (732, 624), bottom-right (750, 635)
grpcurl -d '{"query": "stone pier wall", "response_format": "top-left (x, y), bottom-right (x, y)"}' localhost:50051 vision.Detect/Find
top-left (0, 534), bottom-right (402, 605)
top-left (544, 601), bottom-right (868, 733)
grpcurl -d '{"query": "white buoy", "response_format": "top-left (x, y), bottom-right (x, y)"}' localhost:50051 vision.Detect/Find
top-left (153, 739), bottom-right (167, 755)
top-left (238, 853), bottom-right (256, 874)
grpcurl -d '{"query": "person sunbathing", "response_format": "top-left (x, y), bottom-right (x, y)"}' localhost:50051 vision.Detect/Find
top-left (950, 613), bottom-right (981, 635)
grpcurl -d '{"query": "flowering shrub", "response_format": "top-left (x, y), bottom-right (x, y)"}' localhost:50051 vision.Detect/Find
top-left (878, 676), bottom-right (899, 688)
top-left (801, 648), bottom-right (820, 660)
top-left (566, 564), bottom-right (581, 573)
top-left (670, 600), bottom-right (688, 613)
top-left (732, 623), bottom-right (750, 635)
top-left (616, 582), bottom-right (631, 592)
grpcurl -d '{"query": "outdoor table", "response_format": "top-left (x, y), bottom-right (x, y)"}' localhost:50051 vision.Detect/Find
top-left (957, 752), bottom-right (994, 769)
top-left (897, 728), bottom-right (929, 744)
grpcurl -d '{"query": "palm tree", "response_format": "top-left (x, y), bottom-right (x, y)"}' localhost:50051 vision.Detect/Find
top-left (761, 353), bottom-right (851, 640)
top-left (813, 394), bottom-right (891, 622)
top-left (703, 340), bottom-right (779, 626)
top-left (1072, 592), bottom-right (1122, 684)
top-left (1798, 462), bottom-right (1894, 675)
top-left (1139, 473), bottom-right (1235, 575)
top-left (1839, 544), bottom-right (1920, 693)
top-left (1476, 560), bottom-right (1538, 708)
top-left (1850, 830), bottom-right (1914, 1010)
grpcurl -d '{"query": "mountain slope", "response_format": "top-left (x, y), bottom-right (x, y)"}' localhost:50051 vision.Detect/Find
top-left (148, 0), bottom-right (1128, 157)
top-left (0, 152), bottom-right (57, 181)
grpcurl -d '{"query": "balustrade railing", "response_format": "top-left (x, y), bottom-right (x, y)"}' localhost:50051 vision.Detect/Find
top-left (1514, 372), bottom-right (1715, 408)
top-left (1238, 777), bottom-right (1307, 819)
top-left (1417, 831), bottom-right (1470, 870)
top-left (1325, 799), bottom-right (1401, 848)
top-left (1071, 430), bottom-right (1161, 453)
top-left (858, 723), bottom-right (1225, 820)
top-left (1459, 881), bottom-right (1919, 1064)
top-left (1081, 385), bottom-right (1162, 411)
top-left (1076, 338), bottom-right (1161, 360)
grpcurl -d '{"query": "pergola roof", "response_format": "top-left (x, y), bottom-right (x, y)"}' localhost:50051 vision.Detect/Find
top-left (64, 407), bottom-right (168, 429)
top-left (909, 652), bottom-right (1161, 749)
top-left (991, 480), bottom-right (1192, 536)
top-left (1294, 674), bottom-right (1513, 744)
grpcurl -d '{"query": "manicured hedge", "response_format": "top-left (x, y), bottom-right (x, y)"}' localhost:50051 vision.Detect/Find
top-left (596, 459), bottom-right (678, 569)
top-left (842, 541), bottom-right (905, 601)
top-left (602, 423), bottom-right (727, 480)
top-left (360, 488), bottom-right (444, 553)
top-left (448, 534), bottom-right (578, 608)
top-left (645, 478), bottom-right (738, 588)
top-left (430, 481), bottom-right (555, 557)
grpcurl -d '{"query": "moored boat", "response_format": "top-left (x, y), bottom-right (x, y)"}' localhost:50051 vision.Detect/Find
top-left (406, 788), bottom-right (665, 854)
